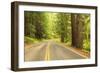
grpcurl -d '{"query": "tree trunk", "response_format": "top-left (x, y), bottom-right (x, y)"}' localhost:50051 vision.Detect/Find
top-left (71, 14), bottom-right (84, 49)
top-left (61, 33), bottom-right (64, 42)
top-left (77, 15), bottom-right (84, 49)
top-left (71, 14), bottom-right (78, 47)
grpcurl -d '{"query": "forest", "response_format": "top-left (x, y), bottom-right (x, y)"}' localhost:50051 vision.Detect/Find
top-left (24, 11), bottom-right (90, 51)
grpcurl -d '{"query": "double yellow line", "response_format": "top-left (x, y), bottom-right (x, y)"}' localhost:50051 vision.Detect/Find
top-left (45, 43), bottom-right (50, 61)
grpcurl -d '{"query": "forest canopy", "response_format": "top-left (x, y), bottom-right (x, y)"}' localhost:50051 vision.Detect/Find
top-left (24, 11), bottom-right (90, 51)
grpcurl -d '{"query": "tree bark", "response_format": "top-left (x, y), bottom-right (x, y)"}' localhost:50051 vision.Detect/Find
top-left (71, 14), bottom-right (84, 49)
top-left (71, 14), bottom-right (78, 47)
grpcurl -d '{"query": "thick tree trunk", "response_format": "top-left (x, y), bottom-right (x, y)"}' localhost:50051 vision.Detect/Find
top-left (71, 14), bottom-right (78, 47)
top-left (71, 14), bottom-right (84, 49)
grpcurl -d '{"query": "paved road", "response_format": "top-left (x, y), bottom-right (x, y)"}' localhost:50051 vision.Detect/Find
top-left (25, 41), bottom-right (85, 61)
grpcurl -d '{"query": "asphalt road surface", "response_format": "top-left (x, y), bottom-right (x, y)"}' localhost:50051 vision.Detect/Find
top-left (25, 41), bottom-right (85, 61)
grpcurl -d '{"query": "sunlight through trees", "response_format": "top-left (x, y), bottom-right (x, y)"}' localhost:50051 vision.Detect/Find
top-left (24, 11), bottom-right (90, 51)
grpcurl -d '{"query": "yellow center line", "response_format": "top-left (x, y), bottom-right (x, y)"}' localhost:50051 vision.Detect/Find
top-left (45, 42), bottom-right (50, 61)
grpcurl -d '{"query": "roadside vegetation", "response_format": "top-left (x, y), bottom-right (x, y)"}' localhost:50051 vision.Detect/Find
top-left (24, 11), bottom-right (90, 51)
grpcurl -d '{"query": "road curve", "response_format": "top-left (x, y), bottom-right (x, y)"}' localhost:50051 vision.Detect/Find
top-left (25, 41), bottom-right (85, 61)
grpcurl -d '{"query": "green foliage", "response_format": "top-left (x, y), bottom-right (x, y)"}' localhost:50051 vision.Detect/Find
top-left (56, 13), bottom-right (71, 43)
top-left (24, 36), bottom-right (36, 44)
top-left (24, 11), bottom-right (90, 51)
top-left (83, 14), bottom-right (90, 51)
top-left (83, 40), bottom-right (90, 51)
top-left (24, 36), bottom-right (44, 44)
